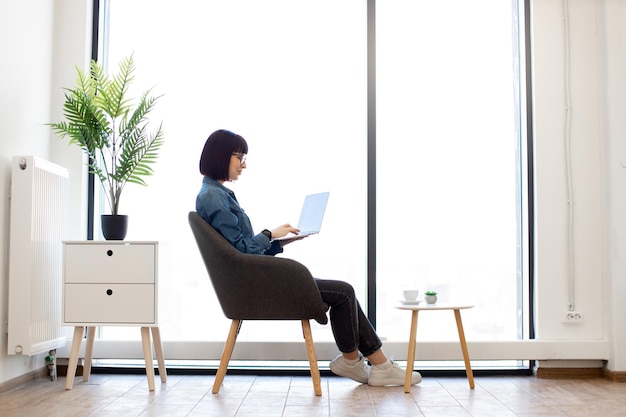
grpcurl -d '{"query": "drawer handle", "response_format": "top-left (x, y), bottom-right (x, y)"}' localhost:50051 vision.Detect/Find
top-left (106, 289), bottom-right (113, 296)
top-left (107, 250), bottom-right (113, 256)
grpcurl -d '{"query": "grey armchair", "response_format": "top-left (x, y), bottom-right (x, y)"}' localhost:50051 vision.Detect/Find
top-left (188, 212), bottom-right (329, 396)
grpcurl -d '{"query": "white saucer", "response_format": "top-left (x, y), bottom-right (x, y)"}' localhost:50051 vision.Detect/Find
top-left (400, 300), bottom-right (421, 305)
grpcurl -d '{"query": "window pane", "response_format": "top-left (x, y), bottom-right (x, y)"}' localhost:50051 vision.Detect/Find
top-left (101, 0), bottom-right (367, 344)
top-left (376, 0), bottom-right (525, 342)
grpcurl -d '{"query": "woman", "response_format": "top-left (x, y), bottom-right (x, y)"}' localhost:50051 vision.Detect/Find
top-left (196, 129), bottom-right (421, 387)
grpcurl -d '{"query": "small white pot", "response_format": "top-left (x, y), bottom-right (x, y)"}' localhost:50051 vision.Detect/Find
top-left (425, 295), bottom-right (438, 304)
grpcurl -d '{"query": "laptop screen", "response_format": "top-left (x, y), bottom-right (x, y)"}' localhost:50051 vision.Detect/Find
top-left (297, 192), bottom-right (330, 234)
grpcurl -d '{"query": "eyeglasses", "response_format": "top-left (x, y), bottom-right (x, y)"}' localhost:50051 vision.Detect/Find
top-left (232, 152), bottom-right (247, 165)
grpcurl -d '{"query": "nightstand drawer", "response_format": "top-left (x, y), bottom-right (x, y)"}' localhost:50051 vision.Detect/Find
top-left (64, 283), bottom-right (155, 324)
top-left (64, 243), bottom-right (156, 284)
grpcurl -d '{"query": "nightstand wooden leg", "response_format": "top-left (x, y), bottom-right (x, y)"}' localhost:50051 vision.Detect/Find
top-left (83, 326), bottom-right (96, 382)
top-left (404, 310), bottom-right (419, 393)
top-left (65, 326), bottom-right (85, 390)
top-left (141, 327), bottom-right (156, 391)
top-left (151, 327), bottom-right (167, 383)
top-left (453, 309), bottom-right (475, 389)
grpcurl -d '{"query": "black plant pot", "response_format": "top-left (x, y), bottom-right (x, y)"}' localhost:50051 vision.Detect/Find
top-left (101, 214), bottom-right (128, 240)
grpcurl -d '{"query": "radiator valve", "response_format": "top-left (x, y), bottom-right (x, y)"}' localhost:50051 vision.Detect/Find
top-left (45, 349), bottom-right (57, 381)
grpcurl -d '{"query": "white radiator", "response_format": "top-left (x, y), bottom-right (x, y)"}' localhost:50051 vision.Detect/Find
top-left (8, 156), bottom-right (69, 356)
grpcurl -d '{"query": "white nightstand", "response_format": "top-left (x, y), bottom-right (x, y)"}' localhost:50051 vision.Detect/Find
top-left (62, 241), bottom-right (167, 391)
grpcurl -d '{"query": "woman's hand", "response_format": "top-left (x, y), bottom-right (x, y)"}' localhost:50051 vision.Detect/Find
top-left (270, 224), bottom-right (300, 239)
top-left (270, 224), bottom-right (309, 246)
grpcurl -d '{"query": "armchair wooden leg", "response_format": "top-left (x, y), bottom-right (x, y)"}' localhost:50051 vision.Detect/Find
top-left (302, 320), bottom-right (322, 396)
top-left (213, 319), bottom-right (241, 394)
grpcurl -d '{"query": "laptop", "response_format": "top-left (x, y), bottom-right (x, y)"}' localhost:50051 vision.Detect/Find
top-left (273, 191), bottom-right (330, 241)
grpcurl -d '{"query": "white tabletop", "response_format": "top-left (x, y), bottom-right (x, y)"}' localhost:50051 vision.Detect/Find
top-left (395, 303), bottom-right (474, 311)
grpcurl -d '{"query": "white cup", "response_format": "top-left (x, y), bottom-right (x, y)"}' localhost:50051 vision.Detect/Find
top-left (403, 290), bottom-right (419, 301)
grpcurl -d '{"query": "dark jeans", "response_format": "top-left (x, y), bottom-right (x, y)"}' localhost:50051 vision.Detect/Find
top-left (315, 278), bottom-right (382, 357)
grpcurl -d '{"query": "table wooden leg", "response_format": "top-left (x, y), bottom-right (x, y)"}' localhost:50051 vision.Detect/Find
top-left (65, 326), bottom-right (85, 390)
top-left (453, 309), bottom-right (475, 389)
top-left (151, 327), bottom-right (167, 383)
top-left (141, 327), bottom-right (156, 391)
top-left (404, 310), bottom-right (419, 393)
top-left (82, 326), bottom-right (96, 382)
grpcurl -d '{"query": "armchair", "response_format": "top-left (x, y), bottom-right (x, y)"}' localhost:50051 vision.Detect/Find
top-left (188, 212), bottom-right (328, 395)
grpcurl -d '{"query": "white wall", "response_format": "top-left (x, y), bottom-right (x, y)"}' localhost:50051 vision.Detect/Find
top-left (532, 0), bottom-right (604, 340)
top-left (49, 0), bottom-right (92, 240)
top-left (1, 0), bottom-right (626, 386)
top-left (600, 0), bottom-right (626, 372)
top-left (0, 0), bottom-right (90, 385)
top-left (531, 0), bottom-right (626, 373)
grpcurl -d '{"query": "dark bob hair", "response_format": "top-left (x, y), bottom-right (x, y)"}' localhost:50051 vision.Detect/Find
top-left (199, 129), bottom-right (248, 181)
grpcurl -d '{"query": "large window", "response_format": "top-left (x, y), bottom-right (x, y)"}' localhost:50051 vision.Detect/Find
top-left (97, 0), bottom-right (528, 366)
top-left (375, 1), bottom-right (526, 344)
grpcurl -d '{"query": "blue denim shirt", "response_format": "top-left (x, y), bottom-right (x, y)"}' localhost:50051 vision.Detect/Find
top-left (196, 177), bottom-right (283, 255)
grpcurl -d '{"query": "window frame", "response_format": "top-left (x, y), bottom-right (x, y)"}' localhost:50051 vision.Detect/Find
top-left (86, 0), bottom-right (534, 372)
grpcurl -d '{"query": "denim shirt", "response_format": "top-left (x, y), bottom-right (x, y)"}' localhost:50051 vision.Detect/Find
top-left (196, 177), bottom-right (283, 256)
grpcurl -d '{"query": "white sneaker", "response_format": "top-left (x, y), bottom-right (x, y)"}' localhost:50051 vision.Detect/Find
top-left (368, 361), bottom-right (422, 387)
top-left (329, 354), bottom-right (370, 384)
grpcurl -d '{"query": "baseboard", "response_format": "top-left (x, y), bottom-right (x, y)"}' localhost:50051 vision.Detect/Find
top-left (0, 367), bottom-right (49, 394)
top-left (536, 366), bottom-right (626, 381)
top-left (603, 368), bottom-right (626, 382)
top-left (56, 364), bottom-right (82, 377)
top-left (535, 367), bottom-right (604, 379)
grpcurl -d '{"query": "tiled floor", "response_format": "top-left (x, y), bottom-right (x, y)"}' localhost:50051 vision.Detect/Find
top-left (1, 372), bottom-right (626, 417)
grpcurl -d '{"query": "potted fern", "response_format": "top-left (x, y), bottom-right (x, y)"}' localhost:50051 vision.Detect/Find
top-left (49, 55), bottom-right (164, 240)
